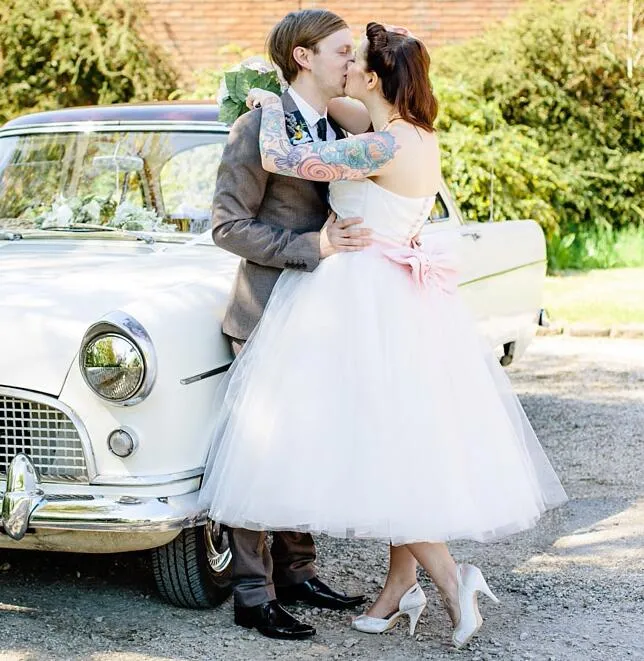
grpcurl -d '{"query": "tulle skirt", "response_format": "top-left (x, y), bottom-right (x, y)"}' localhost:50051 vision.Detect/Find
top-left (198, 235), bottom-right (567, 545)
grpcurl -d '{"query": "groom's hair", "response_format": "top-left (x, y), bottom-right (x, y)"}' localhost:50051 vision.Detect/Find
top-left (267, 9), bottom-right (348, 84)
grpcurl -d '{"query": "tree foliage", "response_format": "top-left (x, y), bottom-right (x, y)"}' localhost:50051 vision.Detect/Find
top-left (0, 0), bottom-right (177, 124)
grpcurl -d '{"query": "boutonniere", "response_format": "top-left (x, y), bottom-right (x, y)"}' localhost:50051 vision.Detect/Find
top-left (285, 112), bottom-right (314, 145)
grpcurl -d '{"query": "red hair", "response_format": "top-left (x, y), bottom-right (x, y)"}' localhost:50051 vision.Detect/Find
top-left (365, 22), bottom-right (438, 132)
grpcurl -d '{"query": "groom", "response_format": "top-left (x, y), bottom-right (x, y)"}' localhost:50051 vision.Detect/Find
top-left (211, 9), bottom-right (368, 640)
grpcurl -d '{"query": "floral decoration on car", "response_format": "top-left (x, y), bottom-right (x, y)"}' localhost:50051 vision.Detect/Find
top-left (26, 195), bottom-right (173, 232)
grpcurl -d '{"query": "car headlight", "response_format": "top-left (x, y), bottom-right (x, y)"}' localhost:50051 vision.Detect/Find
top-left (80, 312), bottom-right (156, 406)
top-left (82, 334), bottom-right (144, 401)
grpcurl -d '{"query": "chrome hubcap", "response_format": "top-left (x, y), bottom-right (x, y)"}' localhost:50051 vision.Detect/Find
top-left (204, 520), bottom-right (231, 574)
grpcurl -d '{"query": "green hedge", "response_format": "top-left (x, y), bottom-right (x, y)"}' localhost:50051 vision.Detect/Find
top-left (0, 0), bottom-right (177, 124)
top-left (433, 0), bottom-right (643, 240)
top-left (433, 80), bottom-right (562, 236)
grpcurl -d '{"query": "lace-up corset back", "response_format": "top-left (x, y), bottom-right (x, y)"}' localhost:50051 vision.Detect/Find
top-left (329, 179), bottom-right (435, 245)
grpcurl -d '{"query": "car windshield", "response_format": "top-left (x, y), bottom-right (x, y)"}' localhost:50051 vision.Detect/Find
top-left (0, 129), bottom-right (227, 239)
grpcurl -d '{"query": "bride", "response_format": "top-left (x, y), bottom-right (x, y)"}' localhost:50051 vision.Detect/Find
top-left (199, 22), bottom-right (567, 648)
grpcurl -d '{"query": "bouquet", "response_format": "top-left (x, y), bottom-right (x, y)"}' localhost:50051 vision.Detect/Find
top-left (217, 57), bottom-right (284, 125)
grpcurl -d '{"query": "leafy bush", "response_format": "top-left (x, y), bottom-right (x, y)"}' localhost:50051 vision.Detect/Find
top-left (433, 0), bottom-right (643, 238)
top-left (433, 79), bottom-right (562, 236)
top-left (0, 0), bottom-right (177, 124)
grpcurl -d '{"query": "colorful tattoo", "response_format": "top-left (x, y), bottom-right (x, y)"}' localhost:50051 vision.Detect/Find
top-left (259, 99), bottom-right (399, 181)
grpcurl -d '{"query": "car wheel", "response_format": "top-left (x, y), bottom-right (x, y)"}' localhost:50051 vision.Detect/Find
top-left (151, 520), bottom-right (232, 608)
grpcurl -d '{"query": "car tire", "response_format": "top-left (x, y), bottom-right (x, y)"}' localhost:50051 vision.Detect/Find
top-left (151, 521), bottom-right (232, 608)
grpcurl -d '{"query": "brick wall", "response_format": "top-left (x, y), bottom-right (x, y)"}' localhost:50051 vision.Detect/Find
top-left (141, 0), bottom-right (526, 84)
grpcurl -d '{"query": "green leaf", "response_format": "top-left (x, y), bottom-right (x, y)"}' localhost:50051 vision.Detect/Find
top-left (219, 97), bottom-right (245, 125)
top-left (233, 72), bottom-right (253, 103)
top-left (224, 71), bottom-right (239, 100)
top-left (256, 71), bottom-right (281, 95)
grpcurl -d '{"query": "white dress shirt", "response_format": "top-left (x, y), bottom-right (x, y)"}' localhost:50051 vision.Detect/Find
top-left (288, 87), bottom-right (336, 142)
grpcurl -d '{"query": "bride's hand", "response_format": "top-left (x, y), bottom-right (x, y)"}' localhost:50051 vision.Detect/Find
top-left (246, 88), bottom-right (280, 110)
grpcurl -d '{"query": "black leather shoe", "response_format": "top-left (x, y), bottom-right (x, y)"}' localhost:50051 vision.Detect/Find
top-left (276, 576), bottom-right (366, 610)
top-left (234, 600), bottom-right (316, 640)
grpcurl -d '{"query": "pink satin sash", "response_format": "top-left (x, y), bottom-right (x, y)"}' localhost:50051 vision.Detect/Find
top-left (373, 234), bottom-right (459, 294)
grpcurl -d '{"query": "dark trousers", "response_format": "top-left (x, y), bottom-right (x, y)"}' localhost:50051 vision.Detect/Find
top-left (227, 336), bottom-right (317, 607)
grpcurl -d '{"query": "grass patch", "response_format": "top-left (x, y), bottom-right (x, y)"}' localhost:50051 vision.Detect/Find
top-left (544, 268), bottom-right (644, 325)
top-left (547, 224), bottom-right (644, 271)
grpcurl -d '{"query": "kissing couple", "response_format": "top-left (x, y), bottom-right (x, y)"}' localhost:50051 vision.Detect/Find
top-left (198, 8), bottom-right (567, 649)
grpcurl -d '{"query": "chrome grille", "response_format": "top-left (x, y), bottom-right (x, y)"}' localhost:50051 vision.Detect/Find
top-left (0, 395), bottom-right (88, 481)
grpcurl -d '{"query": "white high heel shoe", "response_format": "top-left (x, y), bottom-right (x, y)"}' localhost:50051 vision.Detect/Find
top-left (451, 563), bottom-right (500, 649)
top-left (351, 583), bottom-right (427, 636)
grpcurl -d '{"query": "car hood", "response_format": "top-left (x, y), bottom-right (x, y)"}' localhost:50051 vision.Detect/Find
top-left (0, 239), bottom-right (238, 396)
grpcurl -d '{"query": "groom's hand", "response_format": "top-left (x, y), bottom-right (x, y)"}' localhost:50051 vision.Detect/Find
top-left (320, 212), bottom-right (372, 258)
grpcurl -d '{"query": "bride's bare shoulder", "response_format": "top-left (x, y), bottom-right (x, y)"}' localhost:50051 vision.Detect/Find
top-left (372, 123), bottom-right (441, 195)
top-left (389, 121), bottom-right (436, 141)
top-left (388, 122), bottom-right (439, 158)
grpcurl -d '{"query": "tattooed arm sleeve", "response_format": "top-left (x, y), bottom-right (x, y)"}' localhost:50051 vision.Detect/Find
top-left (259, 98), bottom-right (399, 181)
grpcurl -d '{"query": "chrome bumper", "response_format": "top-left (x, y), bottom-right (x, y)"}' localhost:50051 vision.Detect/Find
top-left (0, 453), bottom-right (206, 540)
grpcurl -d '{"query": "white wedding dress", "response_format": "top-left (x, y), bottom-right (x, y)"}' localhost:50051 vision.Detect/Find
top-left (198, 179), bottom-right (567, 544)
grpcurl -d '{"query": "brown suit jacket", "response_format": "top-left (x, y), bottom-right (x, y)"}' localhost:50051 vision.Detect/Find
top-left (212, 90), bottom-right (344, 341)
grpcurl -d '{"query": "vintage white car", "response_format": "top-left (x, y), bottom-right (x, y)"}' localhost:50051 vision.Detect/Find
top-left (0, 103), bottom-right (546, 608)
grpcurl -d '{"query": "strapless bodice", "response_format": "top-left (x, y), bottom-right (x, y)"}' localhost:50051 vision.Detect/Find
top-left (329, 179), bottom-right (435, 245)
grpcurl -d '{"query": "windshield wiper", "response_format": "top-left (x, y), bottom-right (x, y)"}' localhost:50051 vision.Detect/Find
top-left (45, 224), bottom-right (115, 233)
top-left (45, 225), bottom-right (157, 245)
top-left (0, 229), bottom-right (23, 241)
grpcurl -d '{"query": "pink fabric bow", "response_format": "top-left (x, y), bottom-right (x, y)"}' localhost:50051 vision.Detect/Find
top-left (378, 237), bottom-right (459, 294)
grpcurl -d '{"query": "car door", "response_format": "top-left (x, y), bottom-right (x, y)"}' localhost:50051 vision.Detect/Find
top-left (457, 218), bottom-right (547, 352)
top-left (421, 182), bottom-right (547, 353)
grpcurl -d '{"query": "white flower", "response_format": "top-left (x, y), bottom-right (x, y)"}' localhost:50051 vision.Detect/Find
top-left (40, 197), bottom-right (73, 229)
top-left (111, 201), bottom-right (165, 231)
top-left (175, 201), bottom-right (209, 221)
top-left (85, 199), bottom-right (102, 222)
top-left (56, 204), bottom-right (74, 226)
top-left (216, 77), bottom-right (229, 105)
top-left (240, 56), bottom-right (273, 74)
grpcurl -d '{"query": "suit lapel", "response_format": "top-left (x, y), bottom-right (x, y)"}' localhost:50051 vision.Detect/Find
top-left (282, 89), bottom-right (347, 142)
top-left (282, 91), bottom-right (315, 146)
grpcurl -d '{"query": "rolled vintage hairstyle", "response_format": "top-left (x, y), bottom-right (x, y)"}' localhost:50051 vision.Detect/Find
top-left (365, 22), bottom-right (438, 132)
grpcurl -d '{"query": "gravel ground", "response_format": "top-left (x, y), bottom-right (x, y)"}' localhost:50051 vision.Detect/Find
top-left (1, 336), bottom-right (643, 661)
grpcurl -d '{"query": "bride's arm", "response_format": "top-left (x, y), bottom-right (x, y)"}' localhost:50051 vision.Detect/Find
top-left (249, 90), bottom-right (399, 182)
top-left (327, 98), bottom-right (372, 135)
